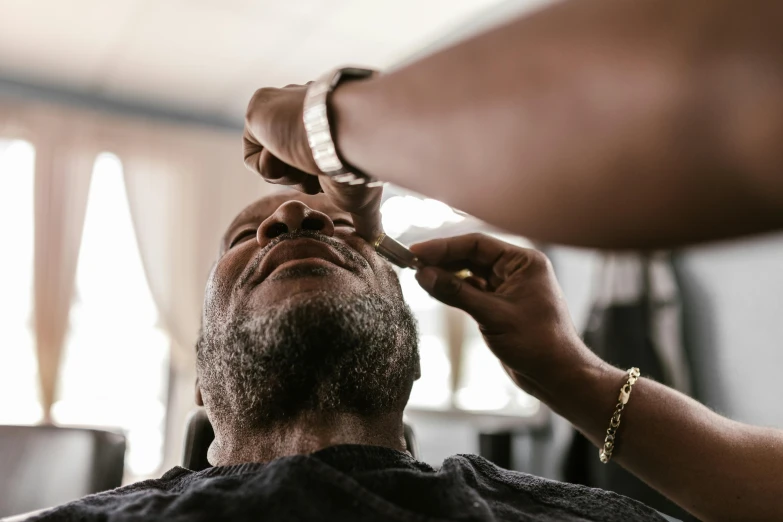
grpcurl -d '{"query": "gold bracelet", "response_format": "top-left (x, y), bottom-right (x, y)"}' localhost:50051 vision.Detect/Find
top-left (599, 367), bottom-right (640, 464)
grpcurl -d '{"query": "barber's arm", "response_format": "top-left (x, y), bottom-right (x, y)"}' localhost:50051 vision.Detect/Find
top-left (408, 233), bottom-right (783, 522)
top-left (244, 0), bottom-right (783, 250)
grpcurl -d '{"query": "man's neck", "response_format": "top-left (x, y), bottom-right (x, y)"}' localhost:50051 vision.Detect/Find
top-left (209, 411), bottom-right (408, 466)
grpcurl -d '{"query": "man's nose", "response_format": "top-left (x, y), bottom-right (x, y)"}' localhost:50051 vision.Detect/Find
top-left (256, 201), bottom-right (335, 246)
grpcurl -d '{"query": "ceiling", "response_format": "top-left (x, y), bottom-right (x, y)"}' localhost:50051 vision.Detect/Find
top-left (0, 0), bottom-right (546, 126)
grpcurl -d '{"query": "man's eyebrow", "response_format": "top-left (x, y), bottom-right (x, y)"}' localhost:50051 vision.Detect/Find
top-left (227, 215), bottom-right (268, 233)
top-left (221, 220), bottom-right (257, 249)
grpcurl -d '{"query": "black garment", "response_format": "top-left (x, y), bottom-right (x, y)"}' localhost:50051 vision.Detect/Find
top-left (32, 445), bottom-right (666, 522)
top-left (565, 256), bottom-right (695, 521)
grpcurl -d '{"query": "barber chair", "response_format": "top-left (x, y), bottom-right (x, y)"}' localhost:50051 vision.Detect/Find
top-left (0, 425), bottom-right (126, 518)
top-left (182, 408), bottom-right (419, 470)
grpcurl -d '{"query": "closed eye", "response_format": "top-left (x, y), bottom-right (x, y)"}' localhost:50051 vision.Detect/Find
top-left (333, 219), bottom-right (354, 228)
top-left (229, 229), bottom-right (257, 248)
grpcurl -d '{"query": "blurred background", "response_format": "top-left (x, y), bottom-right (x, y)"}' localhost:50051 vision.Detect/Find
top-left (0, 0), bottom-right (781, 519)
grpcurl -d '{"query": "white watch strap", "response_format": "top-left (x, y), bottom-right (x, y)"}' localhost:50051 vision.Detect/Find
top-left (303, 67), bottom-right (382, 186)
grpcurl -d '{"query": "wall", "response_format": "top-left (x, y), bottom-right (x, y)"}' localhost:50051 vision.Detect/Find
top-left (675, 232), bottom-right (783, 424)
top-left (550, 231), bottom-right (783, 429)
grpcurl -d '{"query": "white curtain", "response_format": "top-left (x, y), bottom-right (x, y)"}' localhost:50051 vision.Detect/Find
top-left (0, 97), bottom-right (272, 464)
top-left (33, 128), bottom-right (96, 421)
top-left (115, 120), bottom-right (271, 469)
top-left (0, 102), bottom-right (97, 420)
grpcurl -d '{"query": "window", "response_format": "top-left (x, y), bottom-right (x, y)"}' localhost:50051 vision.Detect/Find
top-left (0, 139), bottom-right (42, 424)
top-left (383, 187), bottom-right (540, 416)
top-left (454, 323), bottom-right (539, 415)
top-left (54, 153), bottom-right (169, 478)
top-left (452, 231), bottom-right (539, 415)
top-left (401, 269), bottom-right (451, 410)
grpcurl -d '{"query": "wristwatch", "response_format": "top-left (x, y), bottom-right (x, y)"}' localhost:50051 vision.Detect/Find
top-left (303, 67), bottom-right (382, 186)
top-left (305, 67), bottom-right (419, 270)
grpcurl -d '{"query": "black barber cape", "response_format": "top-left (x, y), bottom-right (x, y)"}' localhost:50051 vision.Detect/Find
top-left (31, 445), bottom-right (666, 522)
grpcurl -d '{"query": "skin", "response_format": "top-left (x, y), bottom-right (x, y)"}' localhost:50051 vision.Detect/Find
top-left (242, 0), bottom-right (783, 249)
top-left (199, 193), bottom-right (783, 519)
top-left (197, 191), bottom-right (408, 466)
top-left (207, 191), bottom-right (389, 317)
top-left (238, 1), bottom-right (783, 517)
top-left (411, 235), bottom-right (783, 522)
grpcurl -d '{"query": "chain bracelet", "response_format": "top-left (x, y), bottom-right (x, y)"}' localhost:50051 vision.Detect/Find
top-left (599, 367), bottom-right (641, 464)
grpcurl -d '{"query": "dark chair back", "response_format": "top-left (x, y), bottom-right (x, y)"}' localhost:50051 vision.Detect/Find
top-left (182, 409), bottom-right (214, 471)
top-left (0, 425), bottom-right (125, 517)
top-left (182, 408), bottom-right (418, 471)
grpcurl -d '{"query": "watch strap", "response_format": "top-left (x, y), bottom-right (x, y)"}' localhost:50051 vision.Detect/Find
top-left (303, 67), bottom-right (381, 186)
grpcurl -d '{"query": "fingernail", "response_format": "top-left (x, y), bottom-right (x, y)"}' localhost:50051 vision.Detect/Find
top-left (416, 267), bottom-right (437, 290)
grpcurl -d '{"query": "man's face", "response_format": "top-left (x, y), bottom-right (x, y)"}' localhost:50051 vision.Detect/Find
top-left (197, 191), bottom-right (419, 433)
top-left (208, 191), bottom-right (398, 320)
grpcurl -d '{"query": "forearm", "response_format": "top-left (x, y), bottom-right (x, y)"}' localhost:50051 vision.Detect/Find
top-left (333, 0), bottom-right (783, 249)
top-left (549, 362), bottom-right (783, 521)
top-left (411, 234), bottom-right (782, 519)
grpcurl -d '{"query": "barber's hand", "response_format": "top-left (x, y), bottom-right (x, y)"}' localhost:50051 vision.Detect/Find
top-left (410, 234), bottom-right (603, 398)
top-left (243, 85), bottom-right (383, 238)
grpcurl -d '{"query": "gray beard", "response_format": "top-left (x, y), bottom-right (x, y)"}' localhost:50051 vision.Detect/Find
top-left (197, 291), bottom-right (419, 429)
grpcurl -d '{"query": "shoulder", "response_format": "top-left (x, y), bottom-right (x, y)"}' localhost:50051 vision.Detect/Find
top-left (438, 453), bottom-right (546, 488)
top-left (440, 454), bottom-right (668, 522)
top-left (22, 467), bottom-right (200, 521)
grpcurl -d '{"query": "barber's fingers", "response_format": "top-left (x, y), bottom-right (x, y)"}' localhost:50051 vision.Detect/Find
top-left (262, 152), bottom-right (322, 195)
top-left (242, 126), bottom-right (265, 173)
top-left (411, 233), bottom-right (508, 270)
top-left (415, 266), bottom-right (498, 325)
top-left (243, 128), bottom-right (322, 195)
top-left (412, 233), bottom-right (528, 289)
top-left (244, 86), bottom-right (320, 178)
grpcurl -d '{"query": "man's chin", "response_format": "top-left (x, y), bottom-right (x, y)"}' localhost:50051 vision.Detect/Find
top-left (198, 287), bottom-right (420, 427)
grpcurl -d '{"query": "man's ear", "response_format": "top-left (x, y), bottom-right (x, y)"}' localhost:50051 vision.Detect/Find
top-left (414, 356), bottom-right (421, 381)
top-left (195, 377), bottom-right (204, 406)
